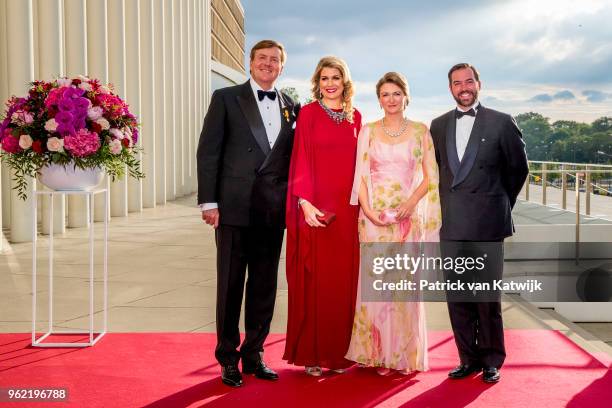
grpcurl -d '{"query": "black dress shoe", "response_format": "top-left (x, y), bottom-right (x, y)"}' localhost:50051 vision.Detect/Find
top-left (221, 364), bottom-right (243, 387)
top-left (448, 363), bottom-right (482, 379)
top-left (242, 361), bottom-right (279, 380)
top-left (482, 367), bottom-right (500, 383)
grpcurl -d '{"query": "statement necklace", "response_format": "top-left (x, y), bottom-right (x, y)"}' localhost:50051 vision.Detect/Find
top-left (381, 117), bottom-right (408, 138)
top-left (318, 99), bottom-right (346, 124)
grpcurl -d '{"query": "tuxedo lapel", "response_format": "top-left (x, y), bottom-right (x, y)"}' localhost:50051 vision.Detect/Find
top-left (452, 106), bottom-right (486, 188)
top-left (236, 81), bottom-right (271, 156)
top-left (445, 112), bottom-right (460, 176)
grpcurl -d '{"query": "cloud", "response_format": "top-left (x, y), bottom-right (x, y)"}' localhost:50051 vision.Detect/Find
top-left (582, 90), bottom-right (612, 102)
top-left (553, 90), bottom-right (576, 100)
top-left (530, 94), bottom-right (554, 103)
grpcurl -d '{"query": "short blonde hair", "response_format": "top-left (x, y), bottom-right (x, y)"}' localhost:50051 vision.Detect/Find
top-left (310, 56), bottom-right (355, 123)
top-left (249, 39), bottom-right (287, 65)
top-left (376, 72), bottom-right (410, 107)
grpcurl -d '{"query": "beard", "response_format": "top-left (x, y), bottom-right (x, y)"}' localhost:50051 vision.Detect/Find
top-left (453, 90), bottom-right (478, 108)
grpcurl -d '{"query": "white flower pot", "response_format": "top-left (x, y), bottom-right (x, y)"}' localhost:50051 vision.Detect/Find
top-left (38, 163), bottom-right (104, 191)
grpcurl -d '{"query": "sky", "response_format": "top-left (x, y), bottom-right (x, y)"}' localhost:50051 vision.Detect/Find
top-left (241, 0), bottom-right (612, 125)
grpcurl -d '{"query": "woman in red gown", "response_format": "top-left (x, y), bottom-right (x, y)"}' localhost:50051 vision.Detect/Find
top-left (284, 56), bottom-right (362, 375)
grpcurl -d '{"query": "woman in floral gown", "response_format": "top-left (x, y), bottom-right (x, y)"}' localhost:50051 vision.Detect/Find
top-left (345, 72), bottom-right (441, 375)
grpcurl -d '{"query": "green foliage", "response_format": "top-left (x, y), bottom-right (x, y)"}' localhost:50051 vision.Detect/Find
top-left (515, 114), bottom-right (612, 164)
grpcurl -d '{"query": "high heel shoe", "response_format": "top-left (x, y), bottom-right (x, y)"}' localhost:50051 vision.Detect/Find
top-left (376, 367), bottom-right (392, 376)
top-left (305, 366), bottom-right (322, 377)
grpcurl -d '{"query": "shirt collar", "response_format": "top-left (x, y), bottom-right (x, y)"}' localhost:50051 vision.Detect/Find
top-left (456, 100), bottom-right (480, 113)
top-left (250, 78), bottom-right (285, 108)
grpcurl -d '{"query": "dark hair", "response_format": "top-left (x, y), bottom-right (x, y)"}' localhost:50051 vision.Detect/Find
top-left (448, 63), bottom-right (480, 85)
top-left (249, 39), bottom-right (286, 65)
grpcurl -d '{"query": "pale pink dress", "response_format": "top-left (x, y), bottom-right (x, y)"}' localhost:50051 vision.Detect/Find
top-left (345, 121), bottom-right (441, 371)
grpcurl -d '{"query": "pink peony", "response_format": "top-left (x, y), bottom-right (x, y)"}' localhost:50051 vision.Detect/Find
top-left (46, 136), bottom-right (64, 152)
top-left (109, 128), bottom-right (124, 139)
top-left (109, 139), bottom-right (122, 154)
top-left (87, 106), bottom-right (103, 120)
top-left (64, 128), bottom-right (100, 157)
top-left (11, 110), bottom-right (34, 125)
top-left (18, 134), bottom-right (33, 150)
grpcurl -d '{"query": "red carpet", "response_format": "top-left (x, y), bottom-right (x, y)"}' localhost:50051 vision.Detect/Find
top-left (0, 330), bottom-right (610, 407)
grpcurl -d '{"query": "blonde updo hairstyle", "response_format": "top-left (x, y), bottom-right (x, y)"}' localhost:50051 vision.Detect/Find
top-left (376, 71), bottom-right (410, 109)
top-left (311, 56), bottom-right (355, 123)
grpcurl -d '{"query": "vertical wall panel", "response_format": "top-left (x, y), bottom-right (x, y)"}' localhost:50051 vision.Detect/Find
top-left (124, 0), bottom-right (142, 212)
top-left (37, 0), bottom-right (66, 235)
top-left (6, 0), bottom-right (35, 243)
top-left (154, 0), bottom-right (166, 205)
top-left (64, 0), bottom-right (89, 228)
top-left (107, 0), bottom-right (128, 217)
top-left (139, 0), bottom-right (155, 208)
top-left (86, 0), bottom-right (110, 222)
top-left (163, 0), bottom-right (175, 201)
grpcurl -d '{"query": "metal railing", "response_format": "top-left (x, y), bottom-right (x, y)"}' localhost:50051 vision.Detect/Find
top-left (523, 161), bottom-right (612, 263)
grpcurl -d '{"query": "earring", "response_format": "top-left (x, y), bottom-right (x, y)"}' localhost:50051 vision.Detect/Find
top-left (319, 91), bottom-right (323, 99)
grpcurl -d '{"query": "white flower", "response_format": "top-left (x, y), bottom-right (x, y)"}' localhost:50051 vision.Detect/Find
top-left (109, 128), bottom-right (124, 139)
top-left (87, 106), bottom-right (104, 120)
top-left (78, 74), bottom-right (90, 82)
top-left (44, 118), bottom-right (58, 132)
top-left (95, 117), bottom-right (110, 130)
top-left (18, 134), bottom-right (33, 150)
top-left (47, 136), bottom-right (64, 152)
top-left (79, 82), bottom-right (92, 92)
top-left (109, 139), bottom-right (122, 154)
top-left (56, 78), bottom-right (72, 87)
top-left (99, 85), bottom-right (111, 94)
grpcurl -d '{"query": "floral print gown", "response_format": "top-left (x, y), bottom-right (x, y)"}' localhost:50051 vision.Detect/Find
top-left (345, 121), bottom-right (442, 371)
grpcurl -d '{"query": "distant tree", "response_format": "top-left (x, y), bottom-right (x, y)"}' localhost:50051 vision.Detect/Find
top-left (515, 113), bottom-right (611, 164)
top-left (591, 116), bottom-right (612, 133)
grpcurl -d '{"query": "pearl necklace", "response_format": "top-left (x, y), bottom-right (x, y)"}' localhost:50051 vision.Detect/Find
top-left (318, 99), bottom-right (346, 124)
top-left (381, 117), bottom-right (408, 138)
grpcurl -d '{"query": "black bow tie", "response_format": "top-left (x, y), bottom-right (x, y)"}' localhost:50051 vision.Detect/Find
top-left (257, 90), bottom-right (277, 101)
top-left (455, 108), bottom-right (476, 119)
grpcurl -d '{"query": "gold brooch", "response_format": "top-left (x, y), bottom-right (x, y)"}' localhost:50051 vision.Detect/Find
top-left (283, 108), bottom-right (290, 122)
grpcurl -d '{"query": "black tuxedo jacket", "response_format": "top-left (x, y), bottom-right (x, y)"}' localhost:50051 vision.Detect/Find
top-left (430, 105), bottom-right (529, 241)
top-left (197, 81), bottom-right (300, 228)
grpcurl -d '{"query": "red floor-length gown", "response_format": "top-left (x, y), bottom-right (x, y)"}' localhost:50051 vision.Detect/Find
top-left (284, 101), bottom-right (362, 369)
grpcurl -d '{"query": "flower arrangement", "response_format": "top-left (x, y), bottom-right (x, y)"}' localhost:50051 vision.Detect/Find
top-left (0, 76), bottom-right (144, 199)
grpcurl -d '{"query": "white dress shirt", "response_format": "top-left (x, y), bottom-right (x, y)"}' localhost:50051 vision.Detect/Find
top-left (455, 101), bottom-right (479, 162)
top-left (200, 79), bottom-right (282, 211)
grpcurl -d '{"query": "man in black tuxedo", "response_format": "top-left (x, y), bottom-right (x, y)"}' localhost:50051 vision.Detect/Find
top-left (430, 63), bottom-right (528, 383)
top-left (197, 40), bottom-right (299, 387)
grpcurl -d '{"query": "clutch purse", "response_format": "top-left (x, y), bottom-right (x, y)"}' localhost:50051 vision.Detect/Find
top-left (379, 209), bottom-right (399, 224)
top-left (316, 210), bottom-right (336, 226)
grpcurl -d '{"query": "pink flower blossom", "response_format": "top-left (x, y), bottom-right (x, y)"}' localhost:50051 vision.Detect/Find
top-left (11, 110), bottom-right (34, 125)
top-left (95, 117), bottom-right (110, 130)
top-left (47, 136), bottom-right (64, 152)
top-left (87, 106), bottom-right (104, 120)
top-left (19, 134), bottom-right (33, 150)
top-left (79, 82), bottom-right (92, 92)
top-left (56, 78), bottom-right (72, 87)
top-left (109, 128), bottom-right (124, 139)
top-left (109, 139), bottom-right (122, 154)
top-left (64, 129), bottom-right (100, 157)
top-left (44, 118), bottom-right (58, 132)
top-left (1, 132), bottom-right (22, 153)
